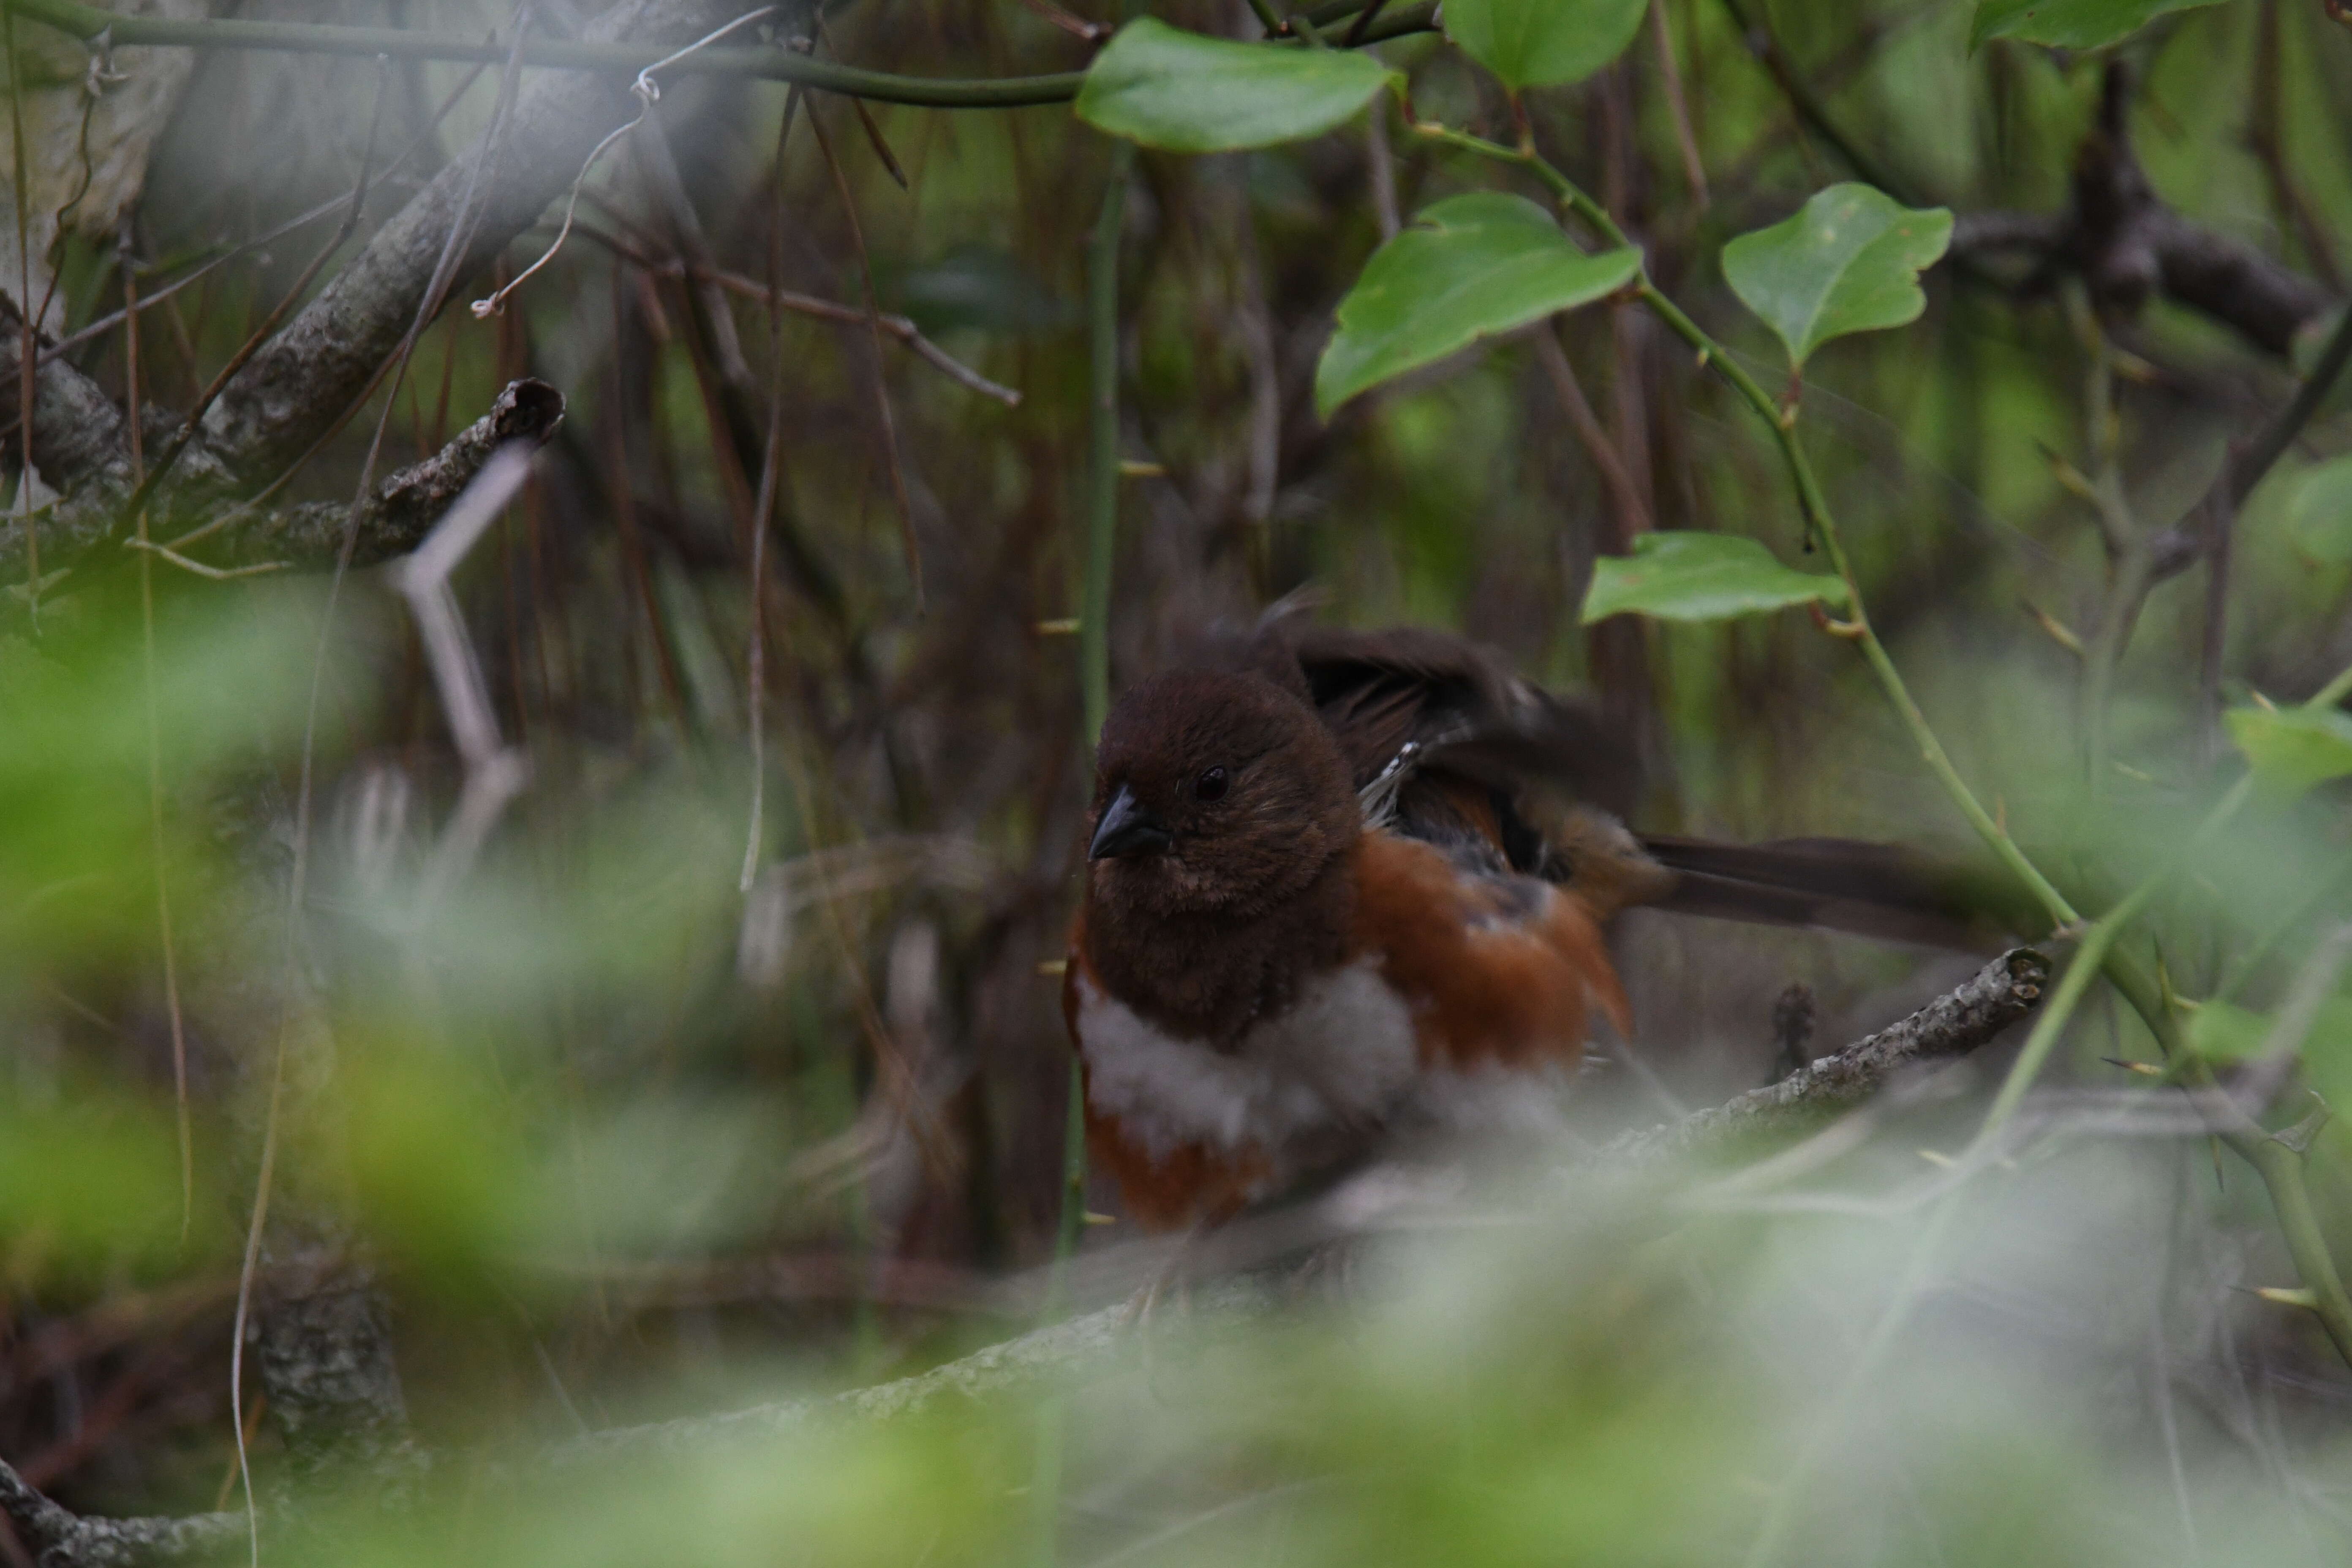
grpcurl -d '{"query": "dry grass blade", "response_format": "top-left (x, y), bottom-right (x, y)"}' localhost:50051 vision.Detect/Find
top-left (116, 216), bottom-right (195, 1241)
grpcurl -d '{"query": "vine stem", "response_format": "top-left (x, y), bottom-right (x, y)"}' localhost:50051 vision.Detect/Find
top-left (1415, 117), bottom-right (2352, 1367)
top-left (3, 0), bottom-right (1086, 107)
top-left (4, 0), bottom-right (1437, 106)
top-left (1413, 120), bottom-right (2081, 929)
top-left (1028, 126), bottom-right (1137, 1568)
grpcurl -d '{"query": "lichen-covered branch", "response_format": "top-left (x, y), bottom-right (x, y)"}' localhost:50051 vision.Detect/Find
top-left (0, 378), bottom-right (564, 584)
top-left (0, 1454), bottom-right (240, 1568)
top-left (208, 378), bottom-right (567, 571)
top-left (1596, 948), bottom-right (2051, 1167)
top-left (0, 294), bottom-right (137, 507)
top-left (251, 1240), bottom-right (425, 1489)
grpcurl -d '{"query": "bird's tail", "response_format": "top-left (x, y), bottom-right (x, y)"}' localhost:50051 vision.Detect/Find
top-left (1634, 833), bottom-right (2020, 951)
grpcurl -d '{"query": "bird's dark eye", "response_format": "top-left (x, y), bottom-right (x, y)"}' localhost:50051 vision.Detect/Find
top-left (1193, 766), bottom-right (1229, 802)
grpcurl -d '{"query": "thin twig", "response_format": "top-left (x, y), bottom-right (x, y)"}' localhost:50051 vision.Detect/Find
top-left (804, 95), bottom-right (924, 609)
top-left (571, 219), bottom-right (1019, 403)
top-left (1013, 0), bottom-right (1108, 42)
top-left (2091, 287), bottom-right (2352, 691)
top-left (389, 448), bottom-right (539, 911)
top-left (1650, 0), bottom-right (1708, 211)
top-left (472, 5), bottom-right (778, 319)
top-left (740, 84), bottom-right (800, 895)
top-left (1535, 324), bottom-right (1651, 538)
top-left (1715, 0), bottom-right (1918, 207)
top-left (1364, 104), bottom-right (1399, 240)
top-left (8, 5), bottom-right (38, 620)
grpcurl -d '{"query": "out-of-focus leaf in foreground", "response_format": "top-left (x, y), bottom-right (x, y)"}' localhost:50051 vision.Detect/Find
top-left (291, 1144), bottom-right (2352, 1568)
top-left (2227, 703), bottom-right (2352, 796)
top-left (0, 594), bottom-right (318, 968)
top-left (323, 1036), bottom-right (809, 1295)
top-left (0, 1076), bottom-right (226, 1285)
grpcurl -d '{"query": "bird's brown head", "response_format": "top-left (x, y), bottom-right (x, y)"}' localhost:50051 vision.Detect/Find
top-left (1085, 669), bottom-right (1358, 921)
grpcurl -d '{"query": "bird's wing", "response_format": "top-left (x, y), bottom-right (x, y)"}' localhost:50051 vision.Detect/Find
top-left (1353, 830), bottom-right (1632, 1065)
top-left (1279, 621), bottom-right (2009, 950)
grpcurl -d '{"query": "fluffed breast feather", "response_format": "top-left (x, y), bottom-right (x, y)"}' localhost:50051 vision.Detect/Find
top-left (1065, 832), bottom-right (1628, 1230)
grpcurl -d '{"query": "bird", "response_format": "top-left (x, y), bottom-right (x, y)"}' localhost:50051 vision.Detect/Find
top-left (1062, 621), bottom-right (1990, 1233)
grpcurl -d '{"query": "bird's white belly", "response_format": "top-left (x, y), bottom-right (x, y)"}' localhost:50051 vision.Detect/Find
top-left (1074, 958), bottom-right (1422, 1163)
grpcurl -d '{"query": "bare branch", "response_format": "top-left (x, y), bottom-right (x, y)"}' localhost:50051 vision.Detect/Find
top-left (0, 1453), bottom-right (240, 1568)
top-left (185, 378), bottom-right (566, 572)
top-left (1950, 73), bottom-right (2335, 358)
top-left (1598, 948), bottom-right (2051, 1167)
top-left (0, 292), bottom-right (135, 506)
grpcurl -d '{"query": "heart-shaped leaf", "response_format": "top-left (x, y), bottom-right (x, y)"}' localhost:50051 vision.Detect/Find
top-left (2227, 704), bottom-right (2352, 797)
top-left (1580, 532), bottom-right (1850, 623)
top-left (1444, 0), bottom-right (1649, 92)
top-left (1315, 193), bottom-right (1638, 417)
top-left (1723, 184), bottom-right (1953, 371)
top-left (1075, 18), bottom-right (1394, 152)
top-left (2288, 455), bottom-right (2352, 563)
top-left (1969, 0), bottom-right (2225, 50)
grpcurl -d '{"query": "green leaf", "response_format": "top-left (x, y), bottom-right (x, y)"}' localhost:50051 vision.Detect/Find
top-left (1722, 184), bottom-right (1954, 371)
top-left (1969, 0), bottom-right (2225, 50)
top-left (2227, 704), bottom-right (2352, 797)
top-left (1443, 0), bottom-right (1649, 91)
top-left (1075, 18), bottom-right (1394, 152)
top-left (1580, 532), bottom-right (1851, 623)
top-left (1315, 193), bottom-right (1639, 416)
top-left (2287, 455), bottom-right (2352, 564)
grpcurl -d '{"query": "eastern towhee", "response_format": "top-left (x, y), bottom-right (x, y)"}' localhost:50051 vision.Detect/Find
top-left (1064, 623), bottom-right (1985, 1231)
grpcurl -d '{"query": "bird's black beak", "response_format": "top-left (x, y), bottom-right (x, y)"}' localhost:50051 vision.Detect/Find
top-left (1088, 783), bottom-right (1173, 861)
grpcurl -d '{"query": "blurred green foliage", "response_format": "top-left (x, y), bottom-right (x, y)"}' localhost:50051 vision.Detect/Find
top-left (4, 0), bottom-right (2352, 1562)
